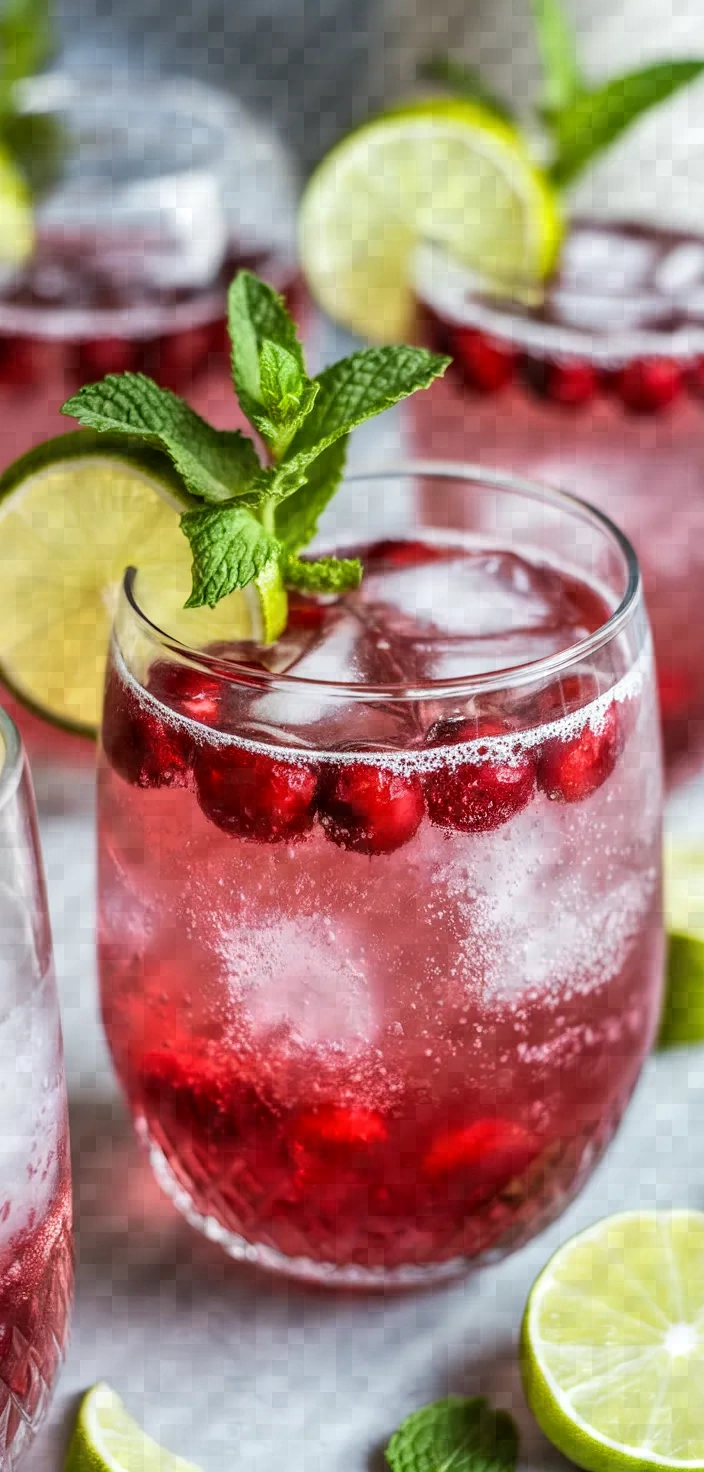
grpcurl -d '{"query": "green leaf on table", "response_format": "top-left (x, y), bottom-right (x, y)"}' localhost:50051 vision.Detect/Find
top-left (274, 436), bottom-right (348, 553)
top-left (180, 503), bottom-right (279, 607)
top-left (61, 373), bottom-right (260, 505)
top-left (418, 56), bottom-right (514, 123)
top-left (532, 0), bottom-right (583, 119)
top-left (550, 60), bottom-right (704, 186)
top-left (284, 552), bottom-right (362, 594)
top-left (386, 1396), bottom-right (519, 1472)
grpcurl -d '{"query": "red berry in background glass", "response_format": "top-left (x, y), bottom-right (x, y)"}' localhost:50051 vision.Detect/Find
top-left (450, 328), bottom-right (516, 393)
top-left (0, 334), bottom-right (62, 388)
top-left (424, 718), bottom-right (536, 834)
top-left (102, 666), bottom-right (194, 789)
top-left (537, 700), bottom-right (623, 803)
top-left (686, 357), bottom-right (704, 400)
top-left (195, 744), bottom-right (318, 842)
top-left (148, 325), bottom-right (212, 388)
top-left (146, 659), bottom-right (223, 725)
top-left (423, 1118), bottom-right (540, 1187)
top-left (543, 359), bottom-right (598, 407)
top-left (76, 335), bottom-right (141, 378)
top-left (319, 762), bottom-right (425, 855)
top-left (657, 666), bottom-right (692, 720)
top-left (614, 357), bottom-right (682, 414)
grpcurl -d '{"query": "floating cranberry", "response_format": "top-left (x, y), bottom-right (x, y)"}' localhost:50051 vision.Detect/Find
top-left (195, 744), bottom-right (318, 842)
top-left (542, 359), bottom-right (598, 407)
top-left (537, 672), bottom-right (601, 723)
top-left (450, 328), bottom-right (516, 393)
top-left (140, 1048), bottom-right (275, 1146)
top-left (424, 718), bottom-right (536, 834)
top-left (295, 1106), bottom-right (387, 1151)
top-left (424, 1118), bottom-right (540, 1187)
top-left (319, 762), bottom-right (425, 854)
top-left (146, 659), bottom-right (223, 725)
top-left (148, 325), bottom-right (213, 389)
top-left (76, 335), bottom-right (142, 379)
top-left (286, 592), bottom-right (328, 632)
top-left (614, 357), bottom-right (682, 414)
top-left (102, 665), bottom-right (194, 789)
top-left (537, 700), bottom-right (623, 803)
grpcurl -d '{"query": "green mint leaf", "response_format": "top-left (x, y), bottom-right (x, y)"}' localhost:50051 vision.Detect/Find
top-left (280, 346), bottom-right (449, 488)
top-left (532, 0), bottom-right (583, 119)
top-left (228, 270), bottom-right (306, 437)
top-left (180, 504), bottom-right (279, 607)
top-left (284, 553), bottom-right (362, 594)
top-left (386, 1397), bottom-right (519, 1472)
top-left (550, 60), bottom-right (704, 187)
top-left (250, 338), bottom-right (320, 457)
top-left (61, 373), bottom-right (260, 505)
top-left (1, 110), bottom-right (67, 197)
top-left (418, 56), bottom-right (514, 123)
top-left (274, 436), bottom-right (348, 553)
top-left (0, 0), bottom-right (53, 100)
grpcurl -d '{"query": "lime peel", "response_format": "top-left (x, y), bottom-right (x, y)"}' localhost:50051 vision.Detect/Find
top-left (64, 1381), bottom-right (202, 1472)
top-left (521, 1210), bottom-right (704, 1472)
top-left (659, 842), bottom-right (704, 1048)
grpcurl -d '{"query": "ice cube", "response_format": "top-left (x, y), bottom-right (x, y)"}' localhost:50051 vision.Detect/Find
top-left (552, 287), bottom-right (667, 331)
top-left (655, 242), bottom-right (704, 295)
top-left (561, 228), bottom-right (657, 292)
top-left (221, 917), bottom-right (378, 1050)
top-left (361, 552), bottom-right (563, 639)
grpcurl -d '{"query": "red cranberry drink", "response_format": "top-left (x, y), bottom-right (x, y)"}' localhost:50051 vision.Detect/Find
top-left (98, 466), bottom-right (663, 1287)
top-left (0, 706), bottom-right (73, 1460)
top-left (413, 219), bottom-right (704, 781)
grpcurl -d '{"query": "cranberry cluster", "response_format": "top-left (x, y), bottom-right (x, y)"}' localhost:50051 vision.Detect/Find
top-left (439, 322), bottom-right (695, 415)
top-left (0, 320), bottom-right (230, 394)
top-left (103, 659), bottom-right (627, 852)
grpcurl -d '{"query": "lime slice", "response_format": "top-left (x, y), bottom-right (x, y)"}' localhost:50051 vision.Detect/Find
top-left (0, 143), bottom-right (34, 268)
top-left (659, 841), bottom-right (704, 1048)
top-left (0, 431), bottom-right (269, 737)
top-left (299, 98), bottom-right (562, 341)
top-left (64, 1382), bottom-right (201, 1472)
top-left (521, 1211), bottom-right (704, 1472)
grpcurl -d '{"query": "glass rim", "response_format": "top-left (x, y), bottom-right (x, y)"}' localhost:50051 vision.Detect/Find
top-left (415, 237), bottom-right (704, 367)
top-left (0, 704), bottom-right (23, 811)
top-left (121, 460), bottom-right (643, 705)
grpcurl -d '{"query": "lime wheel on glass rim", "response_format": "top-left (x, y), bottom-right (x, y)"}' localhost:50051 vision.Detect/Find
top-left (0, 431), bottom-right (275, 739)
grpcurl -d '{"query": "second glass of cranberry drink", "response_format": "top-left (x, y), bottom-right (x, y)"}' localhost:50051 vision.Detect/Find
top-left (413, 222), bottom-right (704, 783)
top-left (98, 464), bottom-right (663, 1287)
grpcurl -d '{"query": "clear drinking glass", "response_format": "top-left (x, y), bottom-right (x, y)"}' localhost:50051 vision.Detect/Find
top-left (0, 705), bottom-right (73, 1460)
top-left (413, 221), bottom-right (704, 783)
top-left (97, 464), bottom-right (663, 1288)
top-left (0, 70), bottom-right (302, 787)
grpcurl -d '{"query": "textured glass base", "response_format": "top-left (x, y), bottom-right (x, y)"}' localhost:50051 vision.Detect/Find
top-left (145, 1134), bottom-right (474, 1291)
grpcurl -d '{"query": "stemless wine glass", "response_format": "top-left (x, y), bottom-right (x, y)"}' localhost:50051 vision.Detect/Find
top-left (97, 464), bottom-right (663, 1289)
top-left (0, 705), bottom-right (73, 1461)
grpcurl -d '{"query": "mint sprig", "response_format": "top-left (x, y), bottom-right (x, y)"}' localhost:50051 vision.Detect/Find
top-left (61, 271), bottom-right (449, 630)
top-left (386, 1396), bottom-right (519, 1472)
top-left (422, 3), bottom-right (704, 190)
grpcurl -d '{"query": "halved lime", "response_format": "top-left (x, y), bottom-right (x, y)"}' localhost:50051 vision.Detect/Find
top-left (64, 1382), bottom-right (201, 1472)
top-left (0, 142), bottom-right (34, 268)
top-left (659, 841), bottom-right (704, 1048)
top-left (522, 1211), bottom-right (704, 1472)
top-left (0, 431), bottom-right (273, 737)
top-left (299, 98), bottom-right (562, 341)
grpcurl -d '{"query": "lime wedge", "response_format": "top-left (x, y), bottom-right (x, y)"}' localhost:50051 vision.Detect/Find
top-left (299, 98), bottom-right (562, 341)
top-left (521, 1211), bottom-right (704, 1472)
top-left (0, 142), bottom-right (34, 268)
top-left (659, 841), bottom-right (704, 1048)
top-left (0, 432), bottom-right (270, 737)
top-left (64, 1382), bottom-right (201, 1472)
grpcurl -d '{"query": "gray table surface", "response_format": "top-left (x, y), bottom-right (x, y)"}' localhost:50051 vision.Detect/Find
top-left (17, 751), bottom-right (703, 1472)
